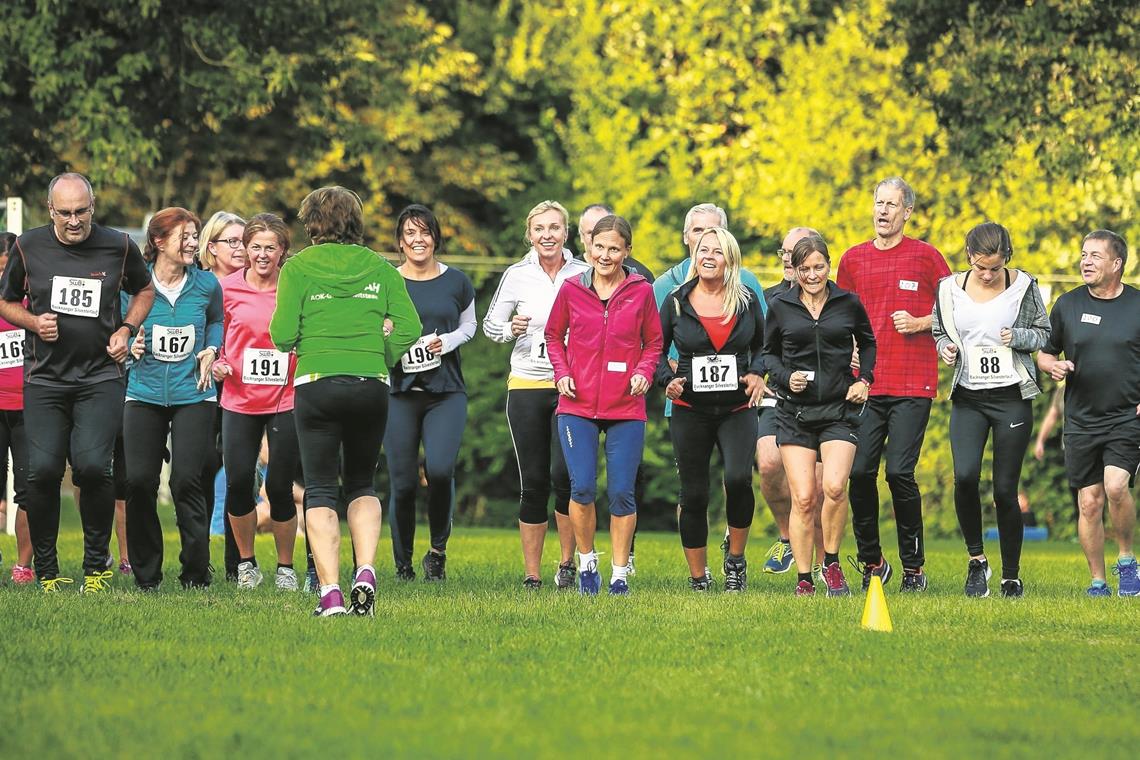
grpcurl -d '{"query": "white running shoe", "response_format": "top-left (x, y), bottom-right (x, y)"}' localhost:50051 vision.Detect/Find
top-left (236, 561), bottom-right (263, 590)
top-left (275, 566), bottom-right (299, 591)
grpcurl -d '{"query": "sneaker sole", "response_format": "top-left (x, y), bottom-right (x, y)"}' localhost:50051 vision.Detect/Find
top-left (350, 584), bottom-right (376, 616)
top-left (314, 606), bottom-right (347, 617)
top-left (763, 562), bottom-right (793, 575)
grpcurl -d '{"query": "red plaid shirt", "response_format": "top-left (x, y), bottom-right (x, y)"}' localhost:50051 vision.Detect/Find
top-left (836, 236), bottom-right (950, 398)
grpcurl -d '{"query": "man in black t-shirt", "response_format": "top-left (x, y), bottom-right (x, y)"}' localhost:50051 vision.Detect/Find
top-left (0, 173), bottom-right (154, 591)
top-left (1038, 229), bottom-right (1140, 597)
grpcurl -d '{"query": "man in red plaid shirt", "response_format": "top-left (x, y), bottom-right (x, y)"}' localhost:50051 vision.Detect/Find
top-left (836, 177), bottom-right (950, 592)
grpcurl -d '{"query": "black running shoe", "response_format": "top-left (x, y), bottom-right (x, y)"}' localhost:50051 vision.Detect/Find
top-left (554, 561), bottom-right (577, 590)
top-left (848, 555), bottom-right (893, 592)
top-left (965, 558), bottom-right (991, 598)
top-left (522, 575), bottom-right (542, 591)
top-left (723, 554), bottom-right (747, 592)
top-left (1000, 578), bottom-right (1024, 598)
top-left (395, 564), bottom-right (416, 582)
top-left (900, 567), bottom-right (927, 592)
top-left (422, 551), bottom-right (446, 582)
top-left (689, 573), bottom-right (714, 592)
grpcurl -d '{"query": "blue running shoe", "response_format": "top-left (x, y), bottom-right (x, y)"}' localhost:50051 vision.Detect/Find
top-left (1086, 581), bottom-right (1112, 598)
top-left (579, 566), bottom-right (601, 596)
top-left (608, 578), bottom-right (629, 595)
top-left (762, 540), bottom-right (794, 574)
top-left (1113, 558), bottom-right (1139, 596)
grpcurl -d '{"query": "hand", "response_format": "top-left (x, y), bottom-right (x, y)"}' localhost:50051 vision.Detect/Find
top-left (846, 380), bottom-right (869, 404)
top-left (382, 318), bottom-right (393, 337)
top-left (1034, 439), bottom-right (1045, 461)
top-left (130, 326), bottom-right (146, 360)
top-left (741, 373), bottom-right (768, 407)
top-left (1050, 360), bottom-right (1075, 382)
top-left (195, 347), bottom-right (217, 391)
top-left (789, 371), bottom-right (809, 393)
top-left (892, 310), bottom-right (920, 335)
top-left (629, 374), bottom-right (650, 396)
top-left (1000, 327), bottom-right (1013, 347)
top-left (556, 376), bottom-right (576, 398)
top-left (511, 314), bottom-right (531, 337)
top-left (35, 313), bottom-right (59, 342)
top-left (212, 361), bottom-right (233, 382)
top-left (106, 327), bottom-right (130, 362)
top-left (665, 376), bottom-right (686, 400)
top-left (850, 345), bottom-right (861, 372)
top-left (940, 344), bottom-right (959, 366)
top-left (426, 336), bottom-right (444, 355)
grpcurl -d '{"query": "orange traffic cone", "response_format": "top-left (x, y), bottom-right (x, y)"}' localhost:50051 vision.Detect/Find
top-left (860, 575), bottom-right (893, 632)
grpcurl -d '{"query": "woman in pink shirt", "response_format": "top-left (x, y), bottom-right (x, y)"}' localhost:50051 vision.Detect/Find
top-left (0, 232), bottom-right (32, 583)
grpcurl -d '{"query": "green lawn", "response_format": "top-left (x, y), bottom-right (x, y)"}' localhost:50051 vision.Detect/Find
top-left (0, 526), bottom-right (1135, 757)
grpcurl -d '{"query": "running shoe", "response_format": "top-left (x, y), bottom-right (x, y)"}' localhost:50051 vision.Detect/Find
top-left (118, 559), bottom-right (133, 576)
top-left (689, 573), bottom-right (714, 592)
top-left (795, 579), bottom-right (815, 596)
top-left (723, 554), bottom-right (747, 592)
top-left (236, 561), bottom-right (263, 590)
top-left (579, 563), bottom-right (601, 596)
top-left (812, 564), bottom-right (824, 587)
top-left (1086, 581), bottom-right (1112, 597)
top-left (1112, 557), bottom-right (1140, 597)
top-left (11, 565), bottom-right (35, 585)
top-left (275, 567), bottom-right (300, 591)
top-left (1000, 578), bottom-right (1024, 598)
top-left (964, 558), bottom-right (991, 598)
top-left (103, 554), bottom-right (114, 571)
top-left (40, 577), bottom-right (74, 593)
top-left (304, 565), bottom-right (318, 594)
top-left (554, 561), bottom-right (577, 590)
top-left (81, 570), bottom-right (114, 594)
top-left (522, 575), bottom-right (542, 591)
top-left (608, 578), bottom-right (629, 595)
top-left (821, 562), bottom-right (851, 597)
top-left (395, 564), bottom-right (416, 582)
top-left (720, 529), bottom-right (730, 560)
top-left (848, 555), bottom-right (893, 591)
top-left (312, 587), bottom-right (347, 617)
top-left (422, 551), bottom-right (447, 582)
top-left (900, 568), bottom-right (928, 592)
top-left (350, 567), bottom-right (377, 616)
top-left (626, 553), bottom-right (636, 576)
top-left (762, 540), bottom-right (794, 574)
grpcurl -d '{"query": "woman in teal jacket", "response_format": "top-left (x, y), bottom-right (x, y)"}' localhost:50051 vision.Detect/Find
top-left (123, 207), bottom-right (223, 590)
top-left (271, 186), bottom-right (421, 617)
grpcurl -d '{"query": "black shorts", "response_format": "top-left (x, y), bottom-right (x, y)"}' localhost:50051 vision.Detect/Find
top-left (757, 402), bottom-right (778, 439)
top-left (1064, 418), bottom-right (1140, 490)
top-left (775, 406), bottom-right (858, 450)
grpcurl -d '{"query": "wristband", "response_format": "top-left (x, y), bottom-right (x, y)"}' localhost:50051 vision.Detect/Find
top-left (121, 322), bottom-right (139, 338)
top-left (858, 377), bottom-right (871, 387)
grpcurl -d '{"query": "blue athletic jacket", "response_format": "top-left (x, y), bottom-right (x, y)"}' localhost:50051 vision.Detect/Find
top-left (125, 266), bottom-right (224, 406)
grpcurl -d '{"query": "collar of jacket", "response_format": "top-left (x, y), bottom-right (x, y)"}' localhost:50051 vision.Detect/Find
top-left (524, 246), bottom-right (577, 267)
top-left (574, 265), bottom-right (643, 293)
top-left (773, 280), bottom-right (853, 309)
top-left (670, 276), bottom-right (746, 319)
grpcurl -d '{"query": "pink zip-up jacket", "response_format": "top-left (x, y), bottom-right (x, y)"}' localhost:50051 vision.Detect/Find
top-left (216, 269), bottom-right (296, 415)
top-left (545, 268), bottom-right (663, 421)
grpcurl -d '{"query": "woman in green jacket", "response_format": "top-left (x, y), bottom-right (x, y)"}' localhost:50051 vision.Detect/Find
top-left (270, 186), bottom-right (421, 617)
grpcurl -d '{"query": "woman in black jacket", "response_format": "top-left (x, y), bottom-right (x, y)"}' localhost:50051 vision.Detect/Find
top-left (763, 233), bottom-right (876, 597)
top-left (657, 228), bottom-right (768, 592)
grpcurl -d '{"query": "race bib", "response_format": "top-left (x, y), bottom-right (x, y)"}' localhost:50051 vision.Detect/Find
top-left (152, 325), bottom-right (195, 362)
top-left (400, 334), bottom-right (442, 374)
top-left (529, 333), bottom-right (552, 370)
top-left (0, 328), bottom-right (24, 369)
top-left (242, 348), bottom-right (289, 386)
top-left (898, 279), bottom-right (919, 291)
top-left (966, 345), bottom-right (1017, 385)
top-left (692, 354), bottom-right (738, 392)
top-left (50, 276), bottom-right (101, 318)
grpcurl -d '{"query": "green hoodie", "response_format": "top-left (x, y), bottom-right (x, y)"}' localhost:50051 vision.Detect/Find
top-left (270, 243), bottom-right (421, 380)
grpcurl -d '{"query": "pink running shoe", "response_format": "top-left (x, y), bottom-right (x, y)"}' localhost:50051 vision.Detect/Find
top-left (119, 559), bottom-right (133, 576)
top-left (11, 565), bottom-right (35, 585)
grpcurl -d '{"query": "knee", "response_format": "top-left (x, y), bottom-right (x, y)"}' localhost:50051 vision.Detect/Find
top-left (519, 501), bottom-right (548, 525)
top-left (71, 460), bottom-right (112, 488)
top-left (1104, 477), bottom-right (1130, 504)
top-left (885, 471), bottom-right (918, 497)
top-left (953, 466), bottom-right (982, 488)
top-left (790, 492), bottom-right (817, 515)
top-left (757, 448), bottom-right (783, 479)
top-left (607, 485), bottom-right (636, 517)
top-left (822, 480), bottom-right (846, 504)
top-left (1078, 495), bottom-right (1104, 520)
top-left (423, 462), bottom-right (455, 485)
top-left (570, 483), bottom-right (596, 506)
top-left (724, 469), bottom-right (753, 500)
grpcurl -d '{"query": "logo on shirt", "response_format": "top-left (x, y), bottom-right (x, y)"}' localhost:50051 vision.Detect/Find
top-left (89, 271), bottom-right (106, 278)
top-left (1080, 313), bottom-right (1101, 325)
top-left (364, 282), bottom-right (380, 294)
top-left (354, 282), bottom-right (381, 300)
top-left (310, 293), bottom-right (332, 301)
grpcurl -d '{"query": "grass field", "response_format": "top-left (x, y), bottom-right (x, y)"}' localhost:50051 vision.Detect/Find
top-left (0, 525), bottom-right (1136, 758)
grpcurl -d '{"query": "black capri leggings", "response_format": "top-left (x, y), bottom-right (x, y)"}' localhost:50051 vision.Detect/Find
top-left (671, 404), bottom-right (757, 549)
top-left (0, 409), bottom-right (28, 509)
top-left (223, 409), bottom-right (301, 522)
top-left (293, 376), bottom-right (389, 510)
top-left (505, 387), bottom-right (570, 525)
top-left (949, 385), bottom-right (1033, 580)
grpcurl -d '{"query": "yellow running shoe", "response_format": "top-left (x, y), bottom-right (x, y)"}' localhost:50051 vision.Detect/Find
top-left (81, 570), bottom-right (115, 594)
top-left (40, 577), bottom-right (75, 593)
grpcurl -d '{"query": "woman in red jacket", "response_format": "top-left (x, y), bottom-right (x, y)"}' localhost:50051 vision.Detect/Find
top-left (545, 215), bottom-right (663, 595)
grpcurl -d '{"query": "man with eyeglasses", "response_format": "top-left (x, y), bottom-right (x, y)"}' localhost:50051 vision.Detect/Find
top-left (0, 172), bottom-right (154, 592)
top-left (836, 177), bottom-right (950, 593)
top-left (1037, 230), bottom-right (1140, 597)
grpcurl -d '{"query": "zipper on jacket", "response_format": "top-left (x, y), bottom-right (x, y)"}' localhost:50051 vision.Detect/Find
top-left (596, 304), bottom-right (608, 419)
top-left (813, 319), bottom-right (823, 403)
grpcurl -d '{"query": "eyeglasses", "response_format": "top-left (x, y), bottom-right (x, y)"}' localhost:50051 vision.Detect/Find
top-left (52, 207), bottom-right (92, 220)
top-left (213, 237), bottom-right (244, 249)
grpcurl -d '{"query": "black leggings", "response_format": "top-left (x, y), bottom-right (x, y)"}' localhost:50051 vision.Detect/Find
top-left (385, 391), bottom-right (467, 566)
top-left (671, 405), bottom-right (757, 549)
top-left (949, 385), bottom-right (1032, 580)
top-left (0, 409), bottom-right (28, 509)
top-left (294, 377), bottom-right (389, 510)
top-left (506, 388), bottom-right (570, 525)
top-left (222, 409), bottom-right (300, 522)
top-left (123, 400), bottom-right (215, 587)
